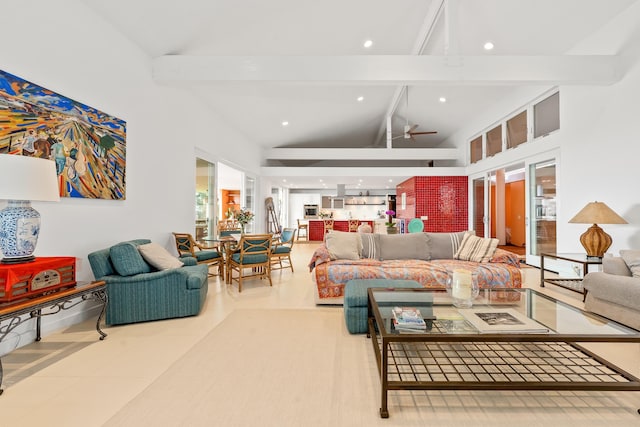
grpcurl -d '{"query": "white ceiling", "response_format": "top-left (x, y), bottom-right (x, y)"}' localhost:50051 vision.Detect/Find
top-left (82, 0), bottom-right (636, 190)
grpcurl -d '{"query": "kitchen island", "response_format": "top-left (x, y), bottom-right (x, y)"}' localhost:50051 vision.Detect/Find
top-left (308, 219), bottom-right (378, 241)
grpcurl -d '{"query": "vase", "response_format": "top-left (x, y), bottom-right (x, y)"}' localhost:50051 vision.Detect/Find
top-left (386, 226), bottom-right (397, 234)
top-left (446, 269), bottom-right (479, 308)
top-left (240, 224), bottom-right (245, 235)
top-left (0, 200), bottom-right (41, 263)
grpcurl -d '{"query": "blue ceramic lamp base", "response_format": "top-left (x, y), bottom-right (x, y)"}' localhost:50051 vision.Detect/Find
top-left (0, 200), bottom-right (41, 264)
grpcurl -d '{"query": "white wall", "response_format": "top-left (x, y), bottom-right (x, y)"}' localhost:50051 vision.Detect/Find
top-left (454, 3), bottom-right (640, 255)
top-left (0, 0), bottom-right (262, 350)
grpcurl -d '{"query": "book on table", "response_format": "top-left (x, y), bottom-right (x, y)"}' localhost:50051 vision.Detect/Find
top-left (458, 308), bottom-right (550, 334)
top-left (392, 306), bottom-right (427, 331)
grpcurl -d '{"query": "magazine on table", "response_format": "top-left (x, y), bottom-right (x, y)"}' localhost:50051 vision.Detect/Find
top-left (458, 308), bottom-right (550, 334)
top-left (392, 306), bottom-right (427, 331)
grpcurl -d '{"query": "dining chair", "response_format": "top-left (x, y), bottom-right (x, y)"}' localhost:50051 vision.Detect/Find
top-left (172, 232), bottom-right (224, 278)
top-left (227, 233), bottom-right (273, 292)
top-left (323, 219), bottom-right (334, 234)
top-left (296, 219), bottom-right (308, 241)
top-left (270, 228), bottom-right (296, 272)
top-left (348, 219), bottom-right (360, 232)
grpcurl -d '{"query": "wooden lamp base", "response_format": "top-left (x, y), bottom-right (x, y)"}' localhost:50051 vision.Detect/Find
top-left (579, 224), bottom-right (612, 258)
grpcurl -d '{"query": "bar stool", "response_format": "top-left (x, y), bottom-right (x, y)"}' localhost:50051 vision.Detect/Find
top-left (323, 219), bottom-right (334, 234)
top-left (348, 219), bottom-right (360, 232)
top-left (296, 219), bottom-right (308, 241)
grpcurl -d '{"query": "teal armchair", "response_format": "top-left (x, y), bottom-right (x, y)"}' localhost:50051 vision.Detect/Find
top-left (88, 239), bottom-right (209, 326)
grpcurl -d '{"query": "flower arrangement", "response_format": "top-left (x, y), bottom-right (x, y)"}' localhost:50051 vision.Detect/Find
top-left (234, 208), bottom-right (254, 234)
top-left (319, 210), bottom-right (331, 219)
top-left (385, 209), bottom-right (396, 227)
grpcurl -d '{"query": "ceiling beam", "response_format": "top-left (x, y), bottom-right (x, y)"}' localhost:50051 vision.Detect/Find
top-left (153, 55), bottom-right (621, 85)
top-left (261, 166), bottom-right (467, 178)
top-left (263, 147), bottom-right (459, 161)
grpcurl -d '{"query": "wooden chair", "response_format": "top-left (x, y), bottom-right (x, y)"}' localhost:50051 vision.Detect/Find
top-left (270, 228), bottom-right (296, 272)
top-left (348, 219), bottom-right (360, 232)
top-left (227, 234), bottom-right (273, 292)
top-left (296, 219), bottom-right (308, 241)
top-left (172, 232), bottom-right (224, 278)
top-left (323, 219), bottom-right (334, 234)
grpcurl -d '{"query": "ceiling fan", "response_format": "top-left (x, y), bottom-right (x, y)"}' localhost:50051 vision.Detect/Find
top-left (392, 87), bottom-right (437, 141)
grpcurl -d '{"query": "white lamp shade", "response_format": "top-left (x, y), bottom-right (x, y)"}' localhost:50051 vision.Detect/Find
top-left (0, 154), bottom-right (60, 202)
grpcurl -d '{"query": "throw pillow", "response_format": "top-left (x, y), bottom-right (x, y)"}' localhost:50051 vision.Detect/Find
top-left (138, 242), bottom-right (184, 270)
top-left (325, 231), bottom-right (361, 260)
top-left (360, 233), bottom-right (380, 259)
top-left (454, 232), bottom-right (499, 263)
top-left (620, 250), bottom-right (640, 278)
top-left (425, 231), bottom-right (471, 259)
top-left (378, 233), bottom-right (431, 261)
top-left (109, 242), bottom-right (153, 276)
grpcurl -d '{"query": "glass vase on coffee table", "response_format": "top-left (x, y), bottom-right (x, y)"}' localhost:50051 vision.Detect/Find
top-left (446, 269), bottom-right (479, 308)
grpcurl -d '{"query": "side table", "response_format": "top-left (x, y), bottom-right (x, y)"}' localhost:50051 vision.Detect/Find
top-left (0, 281), bottom-right (107, 395)
top-left (540, 253), bottom-right (602, 299)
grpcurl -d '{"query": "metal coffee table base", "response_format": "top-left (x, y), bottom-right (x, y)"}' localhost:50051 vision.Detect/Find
top-left (368, 318), bottom-right (640, 418)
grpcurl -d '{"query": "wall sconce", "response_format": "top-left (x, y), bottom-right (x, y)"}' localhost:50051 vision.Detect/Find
top-left (568, 201), bottom-right (627, 258)
top-left (0, 155), bottom-right (60, 263)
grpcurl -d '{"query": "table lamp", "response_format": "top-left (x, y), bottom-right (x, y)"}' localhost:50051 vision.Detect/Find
top-left (568, 201), bottom-right (627, 258)
top-left (0, 154), bottom-right (60, 264)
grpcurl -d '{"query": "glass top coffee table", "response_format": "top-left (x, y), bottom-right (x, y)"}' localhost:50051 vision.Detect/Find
top-left (367, 287), bottom-right (640, 419)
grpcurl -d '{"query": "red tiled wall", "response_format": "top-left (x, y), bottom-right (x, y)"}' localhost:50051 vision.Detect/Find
top-left (396, 176), bottom-right (468, 232)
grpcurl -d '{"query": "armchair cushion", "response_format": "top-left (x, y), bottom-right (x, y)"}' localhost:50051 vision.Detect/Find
top-left (272, 245), bottom-right (291, 254)
top-left (603, 256), bottom-right (632, 276)
top-left (379, 232), bottom-right (431, 261)
top-left (425, 231), bottom-right (469, 260)
top-left (325, 231), bottom-right (361, 260)
top-left (193, 249), bottom-right (222, 262)
top-left (138, 242), bottom-right (184, 270)
top-left (620, 250), bottom-right (640, 278)
top-left (454, 232), bottom-right (499, 263)
top-left (231, 253), bottom-right (268, 264)
top-left (110, 241), bottom-right (152, 276)
top-left (583, 272), bottom-right (640, 311)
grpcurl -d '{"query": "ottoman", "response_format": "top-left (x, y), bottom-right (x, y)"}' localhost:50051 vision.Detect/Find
top-left (343, 279), bottom-right (423, 334)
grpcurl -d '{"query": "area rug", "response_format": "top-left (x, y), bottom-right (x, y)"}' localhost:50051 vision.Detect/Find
top-left (104, 309), bottom-right (640, 427)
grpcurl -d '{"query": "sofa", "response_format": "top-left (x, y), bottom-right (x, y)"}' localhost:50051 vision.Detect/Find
top-left (309, 231), bottom-right (522, 305)
top-left (88, 239), bottom-right (209, 325)
top-left (583, 250), bottom-right (640, 330)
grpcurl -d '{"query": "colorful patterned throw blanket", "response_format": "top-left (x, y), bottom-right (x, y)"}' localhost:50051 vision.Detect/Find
top-left (309, 246), bottom-right (522, 300)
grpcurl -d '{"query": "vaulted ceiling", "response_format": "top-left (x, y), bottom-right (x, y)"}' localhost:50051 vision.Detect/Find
top-left (83, 0), bottom-right (636, 189)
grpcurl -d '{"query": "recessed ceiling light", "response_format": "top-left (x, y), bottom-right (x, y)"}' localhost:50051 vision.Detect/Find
top-left (319, 179), bottom-right (323, 182)
top-left (281, 121), bottom-right (289, 126)
top-left (483, 41), bottom-right (494, 51)
top-left (388, 179), bottom-right (393, 182)
top-left (357, 96), bottom-right (364, 102)
top-left (439, 97), bottom-right (447, 103)
top-left (282, 179), bottom-right (287, 182)
top-left (363, 40), bottom-right (373, 48)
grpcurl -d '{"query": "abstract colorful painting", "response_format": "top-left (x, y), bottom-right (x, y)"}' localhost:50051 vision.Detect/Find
top-left (0, 69), bottom-right (126, 199)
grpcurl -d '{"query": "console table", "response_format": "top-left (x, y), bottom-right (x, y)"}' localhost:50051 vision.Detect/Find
top-left (540, 252), bottom-right (602, 298)
top-left (0, 281), bottom-right (107, 395)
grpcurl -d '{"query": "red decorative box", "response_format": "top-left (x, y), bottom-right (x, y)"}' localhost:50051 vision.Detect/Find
top-left (0, 257), bottom-right (77, 302)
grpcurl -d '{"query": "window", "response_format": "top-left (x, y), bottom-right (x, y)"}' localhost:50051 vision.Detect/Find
top-left (506, 110), bottom-right (527, 149)
top-left (470, 136), bottom-right (483, 163)
top-left (486, 125), bottom-right (502, 157)
top-left (534, 92), bottom-right (559, 138)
